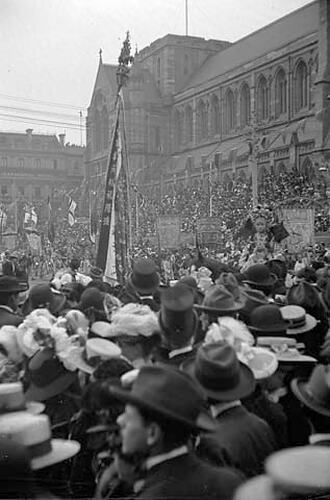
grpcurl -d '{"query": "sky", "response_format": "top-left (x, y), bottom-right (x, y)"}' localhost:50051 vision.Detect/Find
top-left (0, 0), bottom-right (313, 145)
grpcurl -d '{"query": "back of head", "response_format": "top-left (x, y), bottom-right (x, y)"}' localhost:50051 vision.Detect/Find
top-left (287, 281), bottom-right (326, 320)
top-left (70, 258), bottom-right (81, 271)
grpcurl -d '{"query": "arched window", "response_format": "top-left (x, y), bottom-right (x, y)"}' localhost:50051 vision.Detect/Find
top-left (275, 69), bottom-right (287, 117)
top-left (224, 89), bottom-right (236, 133)
top-left (295, 60), bottom-right (308, 112)
top-left (240, 83), bottom-right (250, 128)
top-left (196, 99), bottom-right (208, 142)
top-left (210, 95), bottom-right (220, 135)
top-left (102, 107), bottom-right (109, 150)
top-left (184, 104), bottom-right (193, 143)
top-left (94, 110), bottom-right (101, 152)
top-left (257, 76), bottom-right (269, 121)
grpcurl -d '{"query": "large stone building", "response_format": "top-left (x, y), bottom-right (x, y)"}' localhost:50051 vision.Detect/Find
top-left (86, 0), bottom-right (330, 198)
top-left (0, 129), bottom-right (84, 204)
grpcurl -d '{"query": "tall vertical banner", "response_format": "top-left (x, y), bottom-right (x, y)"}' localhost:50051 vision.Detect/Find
top-left (96, 94), bottom-right (131, 284)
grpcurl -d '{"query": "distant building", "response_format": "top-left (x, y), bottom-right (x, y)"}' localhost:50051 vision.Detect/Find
top-left (86, 0), bottom-right (330, 197)
top-left (0, 129), bottom-right (84, 204)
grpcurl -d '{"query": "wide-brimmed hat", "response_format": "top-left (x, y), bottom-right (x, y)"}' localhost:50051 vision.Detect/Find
top-left (70, 338), bottom-right (122, 375)
top-left (239, 287), bottom-right (269, 318)
top-left (109, 364), bottom-right (215, 431)
top-left (25, 348), bottom-right (78, 402)
top-left (0, 412), bottom-right (80, 470)
top-left (0, 276), bottom-right (28, 294)
top-left (237, 347), bottom-right (278, 380)
top-left (217, 272), bottom-right (245, 303)
top-left (242, 264), bottom-right (277, 288)
top-left (104, 303), bottom-right (159, 340)
top-left (257, 337), bottom-right (317, 364)
top-left (235, 447), bottom-right (330, 499)
top-left (195, 284), bottom-right (244, 314)
top-left (183, 342), bottom-right (255, 401)
top-left (159, 284), bottom-right (197, 346)
top-left (249, 305), bottom-right (288, 334)
top-left (280, 305), bottom-right (317, 335)
top-left (89, 321), bottom-right (112, 339)
top-left (128, 258), bottom-right (160, 295)
top-left (0, 382), bottom-right (44, 415)
top-left (27, 284), bottom-right (66, 315)
top-left (291, 364), bottom-right (330, 417)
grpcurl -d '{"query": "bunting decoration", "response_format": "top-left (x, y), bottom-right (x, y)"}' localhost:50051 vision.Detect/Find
top-left (47, 196), bottom-right (55, 243)
top-left (24, 205), bottom-right (38, 229)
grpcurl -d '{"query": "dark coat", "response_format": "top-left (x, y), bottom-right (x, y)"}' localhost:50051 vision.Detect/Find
top-left (2, 260), bottom-right (16, 276)
top-left (198, 405), bottom-right (277, 478)
top-left (136, 452), bottom-right (243, 500)
top-left (118, 284), bottom-right (160, 312)
top-left (0, 306), bottom-right (23, 327)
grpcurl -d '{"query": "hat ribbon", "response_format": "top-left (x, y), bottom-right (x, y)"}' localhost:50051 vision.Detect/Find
top-left (286, 316), bottom-right (307, 329)
top-left (27, 437), bottom-right (52, 459)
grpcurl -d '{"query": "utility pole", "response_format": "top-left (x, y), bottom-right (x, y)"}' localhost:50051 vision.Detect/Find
top-left (185, 0), bottom-right (188, 36)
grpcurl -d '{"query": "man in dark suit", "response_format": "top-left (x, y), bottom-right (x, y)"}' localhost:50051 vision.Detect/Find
top-left (0, 276), bottom-right (27, 327)
top-left (157, 283), bottom-right (200, 367)
top-left (109, 365), bottom-right (243, 500)
top-left (2, 251), bottom-right (16, 277)
top-left (183, 342), bottom-right (277, 478)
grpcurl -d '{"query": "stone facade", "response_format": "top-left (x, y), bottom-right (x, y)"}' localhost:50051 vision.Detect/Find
top-left (86, 0), bottom-right (330, 198)
top-left (0, 129), bottom-right (84, 203)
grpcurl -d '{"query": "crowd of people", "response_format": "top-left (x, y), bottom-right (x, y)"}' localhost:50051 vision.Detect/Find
top-left (0, 248), bottom-right (330, 499)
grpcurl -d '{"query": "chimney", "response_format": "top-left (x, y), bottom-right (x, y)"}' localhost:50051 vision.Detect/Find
top-left (59, 133), bottom-right (65, 147)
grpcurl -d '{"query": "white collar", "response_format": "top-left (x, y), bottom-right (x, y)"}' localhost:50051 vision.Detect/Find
top-left (145, 445), bottom-right (188, 470)
top-left (0, 305), bottom-right (14, 313)
top-left (168, 345), bottom-right (193, 359)
top-left (211, 400), bottom-right (241, 418)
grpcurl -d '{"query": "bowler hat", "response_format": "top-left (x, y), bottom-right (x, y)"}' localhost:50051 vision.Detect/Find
top-left (28, 284), bottom-right (66, 315)
top-left (89, 266), bottom-right (104, 280)
top-left (159, 284), bottom-right (197, 346)
top-left (25, 348), bottom-right (78, 402)
top-left (183, 342), bottom-right (255, 401)
top-left (0, 276), bottom-right (27, 294)
top-left (291, 364), bottom-right (330, 417)
top-left (281, 305), bottom-right (317, 335)
top-left (109, 365), bottom-right (215, 431)
top-left (242, 264), bottom-right (277, 288)
top-left (79, 287), bottom-right (104, 311)
top-left (128, 258), bottom-right (160, 295)
top-left (249, 305), bottom-right (288, 334)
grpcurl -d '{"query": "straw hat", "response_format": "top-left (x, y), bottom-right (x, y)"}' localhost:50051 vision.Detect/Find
top-left (280, 305), bottom-right (317, 335)
top-left (70, 338), bottom-right (122, 375)
top-left (0, 382), bottom-right (44, 416)
top-left (0, 412), bottom-right (80, 470)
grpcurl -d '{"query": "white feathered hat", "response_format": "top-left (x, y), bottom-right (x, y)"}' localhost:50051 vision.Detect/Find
top-left (105, 303), bottom-right (160, 339)
top-left (0, 326), bottom-right (23, 364)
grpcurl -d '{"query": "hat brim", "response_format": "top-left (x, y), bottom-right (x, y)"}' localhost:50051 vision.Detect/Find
top-left (234, 475), bottom-right (275, 500)
top-left (182, 358), bottom-right (255, 402)
top-left (109, 385), bottom-right (215, 432)
top-left (194, 300), bottom-right (244, 314)
top-left (248, 324), bottom-right (288, 334)
top-left (286, 314), bottom-right (318, 335)
top-left (26, 401), bottom-right (45, 415)
top-left (291, 378), bottom-right (330, 417)
top-left (31, 439), bottom-right (80, 470)
top-left (128, 273), bottom-right (160, 295)
top-left (238, 348), bottom-right (278, 380)
top-left (25, 371), bottom-right (77, 402)
top-left (242, 274), bottom-right (277, 288)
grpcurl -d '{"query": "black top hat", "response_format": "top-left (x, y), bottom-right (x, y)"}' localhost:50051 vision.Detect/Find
top-left (242, 264), bottom-right (277, 288)
top-left (183, 342), bottom-right (255, 402)
top-left (128, 258), bottom-right (160, 295)
top-left (249, 304), bottom-right (288, 334)
top-left (0, 276), bottom-right (27, 294)
top-left (109, 364), bottom-right (215, 431)
top-left (195, 284), bottom-right (244, 314)
top-left (159, 284), bottom-right (197, 346)
top-left (291, 364), bottom-right (330, 417)
top-left (25, 348), bottom-right (77, 402)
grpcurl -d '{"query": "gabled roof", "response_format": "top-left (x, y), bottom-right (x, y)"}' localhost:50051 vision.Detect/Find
top-left (183, 1), bottom-right (318, 91)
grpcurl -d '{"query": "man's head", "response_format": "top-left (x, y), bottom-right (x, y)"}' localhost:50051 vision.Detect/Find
top-left (69, 258), bottom-right (80, 272)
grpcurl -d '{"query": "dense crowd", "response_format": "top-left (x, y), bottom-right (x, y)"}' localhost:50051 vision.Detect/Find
top-left (0, 249), bottom-right (330, 499)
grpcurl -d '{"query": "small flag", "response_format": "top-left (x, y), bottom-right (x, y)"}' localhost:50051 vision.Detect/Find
top-left (269, 221), bottom-right (289, 243)
top-left (68, 197), bottom-right (77, 226)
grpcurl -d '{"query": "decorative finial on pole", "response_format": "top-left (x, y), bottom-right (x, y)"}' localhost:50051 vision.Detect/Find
top-left (99, 48), bottom-right (103, 64)
top-left (116, 31), bottom-right (134, 91)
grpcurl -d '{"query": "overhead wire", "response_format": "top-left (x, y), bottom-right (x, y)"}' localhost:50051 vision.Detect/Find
top-left (0, 93), bottom-right (86, 110)
top-left (0, 104), bottom-right (85, 121)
